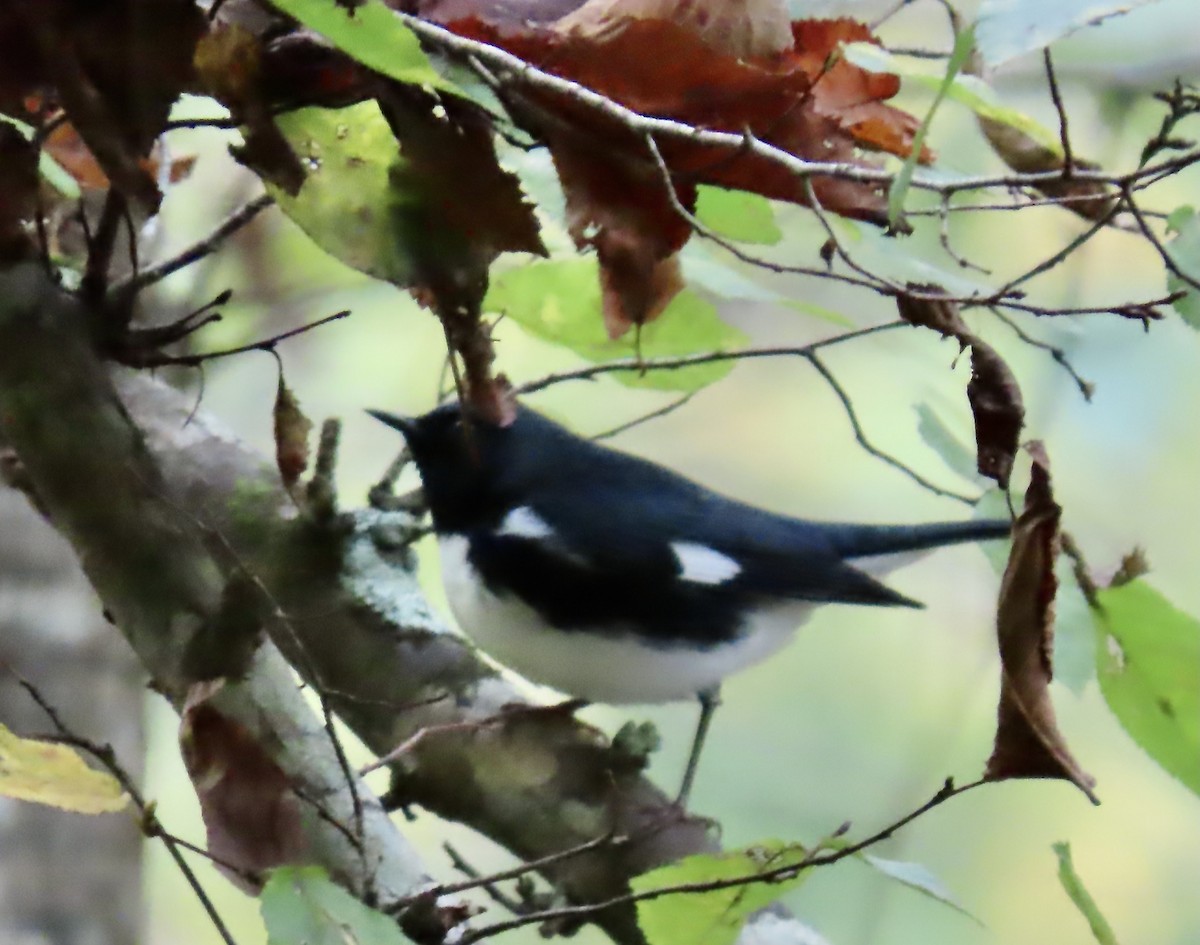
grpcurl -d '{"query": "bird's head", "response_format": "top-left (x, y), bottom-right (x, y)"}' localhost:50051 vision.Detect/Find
top-left (367, 401), bottom-right (524, 532)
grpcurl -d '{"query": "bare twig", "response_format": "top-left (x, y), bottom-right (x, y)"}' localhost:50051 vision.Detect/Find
top-left (114, 193), bottom-right (275, 298)
top-left (516, 322), bottom-right (908, 395)
top-left (591, 393), bottom-right (697, 441)
top-left (458, 777), bottom-right (986, 943)
top-left (1043, 49), bottom-right (1074, 178)
top-left (15, 676), bottom-right (240, 945)
top-left (989, 309), bottom-right (1094, 401)
top-left (393, 831), bottom-right (620, 916)
top-left (131, 309), bottom-right (349, 368)
top-left (804, 351), bottom-right (978, 505)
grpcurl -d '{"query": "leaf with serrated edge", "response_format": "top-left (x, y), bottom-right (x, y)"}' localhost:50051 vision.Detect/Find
top-left (1165, 206), bottom-right (1200, 330)
top-left (265, 0), bottom-right (456, 94)
top-left (1093, 581), bottom-right (1200, 796)
top-left (486, 258), bottom-right (747, 393)
top-left (0, 723), bottom-right (127, 814)
top-left (633, 843), bottom-right (810, 945)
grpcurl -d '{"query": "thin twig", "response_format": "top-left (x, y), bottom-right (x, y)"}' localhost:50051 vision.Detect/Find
top-left (114, 193), bottom-right (275, 298)
top-left (1043, 49), bottom-right (1074, 178)
top-left (15, 676), bottom-right (240, 945)
top-left (591, 393), bottom-right (697, 441)
top-left (516, 322), bottom-right (907, 395)
top-left (1124, 186), bottom-right (1200, 294)
top-left (805, 351), bottom-right (978, 505)
top-left (393, 831), bottom-right (620, 915)
top-left (389, 7), bottom-right (1200, 202)
top-left (458, 777), bottom-right (985, 944)
top-left (989, 309), bottom-right (1094, 401)
top-left (134, 309), bottom-right (349, 368)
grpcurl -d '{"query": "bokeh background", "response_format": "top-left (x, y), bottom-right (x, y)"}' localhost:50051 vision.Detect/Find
top-left (18, 0), bottom-right (1195, 943)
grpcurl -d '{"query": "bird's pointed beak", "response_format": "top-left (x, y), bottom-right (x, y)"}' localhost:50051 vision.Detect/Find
top-left (366, 409), bottom-right (414, 438)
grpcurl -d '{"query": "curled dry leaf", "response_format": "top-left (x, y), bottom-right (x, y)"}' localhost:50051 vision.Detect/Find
top-left (966, 52), bottom-right (1116, 223)
top-left (986, 442), bottom-right (1098, 803)
top-left (435, 7), bottom-right (926, 336)
top-left (896, 286), bottom-right (1024, 488)
top-left (180, 681), bottom-right (309, 890)
top-left (274, 372), bottom-right (313, 495)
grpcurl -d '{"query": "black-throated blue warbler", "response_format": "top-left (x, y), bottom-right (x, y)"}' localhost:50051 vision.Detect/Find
top-left (368, 401), bottom-right (1010, 801)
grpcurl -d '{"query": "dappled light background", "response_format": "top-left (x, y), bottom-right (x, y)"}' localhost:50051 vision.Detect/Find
top-left (134, 1), bottom-right (1199, 943)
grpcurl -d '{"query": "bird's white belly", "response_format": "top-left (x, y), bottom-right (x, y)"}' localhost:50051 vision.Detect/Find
top-left (438, 536), bottom-right (814, 704)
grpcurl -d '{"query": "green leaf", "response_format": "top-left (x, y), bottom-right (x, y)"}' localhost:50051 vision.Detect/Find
top-left (976, 0), bottom-right (1167, 68)
top-left (863, 854), bottom-right (981, 925)
top-left (888, 24), bottom-right (976, 227)
top-left (1092, 580), bottom-right (1200, 795)
top-left (1052, 842), bottom-right (1121, 945)
top-left (261, 865), bottom-right (411, 945)
top-left (1164, 206), bottom-right (1200, 329)
top-left (485, 258), bottom-right (748, 393)
top-left (915, 403), bottom-right (978, 482)
top-left (694, 187), bottom-right (782, 245)
top-left (264, 0), bottom-right (453, 93)
top-left (632, 842), bottom-right (810, 945)
top-left (0, 723), bottom-right (128, 814)
top-left (269, 102), bottom-right (418, 285)
top-left (842, 43), bottom-right (1062, 154)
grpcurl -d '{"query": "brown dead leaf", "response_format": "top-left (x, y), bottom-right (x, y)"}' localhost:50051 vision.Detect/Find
top-left (196, 23), bottom-right (306, 194)
top-left (986, 443), bottom-right (1098, 803)
top-left (966, 52), bottom-right (1116, 223)
top-left (897, 286), bottom-right (1024, 488)
top-left (274, 373), bottom-right (313, 495)
top-left (377, 83), bottom-right (547, 310)
top-left (180, 682), bottom-right (308, 890)
top-left (438, 11), bottom-right (926, 335)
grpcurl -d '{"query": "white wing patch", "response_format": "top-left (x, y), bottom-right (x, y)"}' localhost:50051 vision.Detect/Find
top-left (496, 506), bottom-right (555, 540)
top-left (671, 541), bottom-right (741, 585)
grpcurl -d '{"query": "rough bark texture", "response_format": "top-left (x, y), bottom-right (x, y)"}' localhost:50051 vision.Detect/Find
top-left (0, 484), bottom-right (144, 945)
top-left (0, 260), bottom-right (807, 944)
top-left (0, 262), bottom-right (428, 912)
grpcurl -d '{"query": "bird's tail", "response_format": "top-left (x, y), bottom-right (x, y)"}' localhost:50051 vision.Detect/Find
top-left (827, 518), bottom-right (1011, 560)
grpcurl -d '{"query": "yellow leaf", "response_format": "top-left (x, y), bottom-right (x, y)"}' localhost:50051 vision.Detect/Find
top-left (0, 723), bottom-right (129, 814)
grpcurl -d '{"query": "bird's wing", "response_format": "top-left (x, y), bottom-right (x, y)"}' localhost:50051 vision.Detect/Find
top-left (478, 477), bottom-right (918, 619)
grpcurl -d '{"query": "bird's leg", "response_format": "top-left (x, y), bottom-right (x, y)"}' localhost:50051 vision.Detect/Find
top-left (677, 686), bottom-right (721, 807)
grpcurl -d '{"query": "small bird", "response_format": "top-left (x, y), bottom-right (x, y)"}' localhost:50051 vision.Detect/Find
top-left (369, 401), bottom-right (1009, 802)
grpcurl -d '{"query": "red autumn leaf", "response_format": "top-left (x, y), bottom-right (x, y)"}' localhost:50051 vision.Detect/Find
top-left (556, 0), bottom-right (794, 59)
top-left (985, 443), bottom-right (1097, 803)
top-left (433, 6), bottom-right (926, 336)
top-left (180, 682), bottom-right (309, 890)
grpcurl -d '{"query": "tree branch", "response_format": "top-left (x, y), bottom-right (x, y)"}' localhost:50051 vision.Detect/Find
top-left (0, 262), bottom-right (428, 913)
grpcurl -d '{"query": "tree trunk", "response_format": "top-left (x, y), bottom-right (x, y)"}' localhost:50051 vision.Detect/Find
top-left (0, 483), bottom-right (145, 945)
